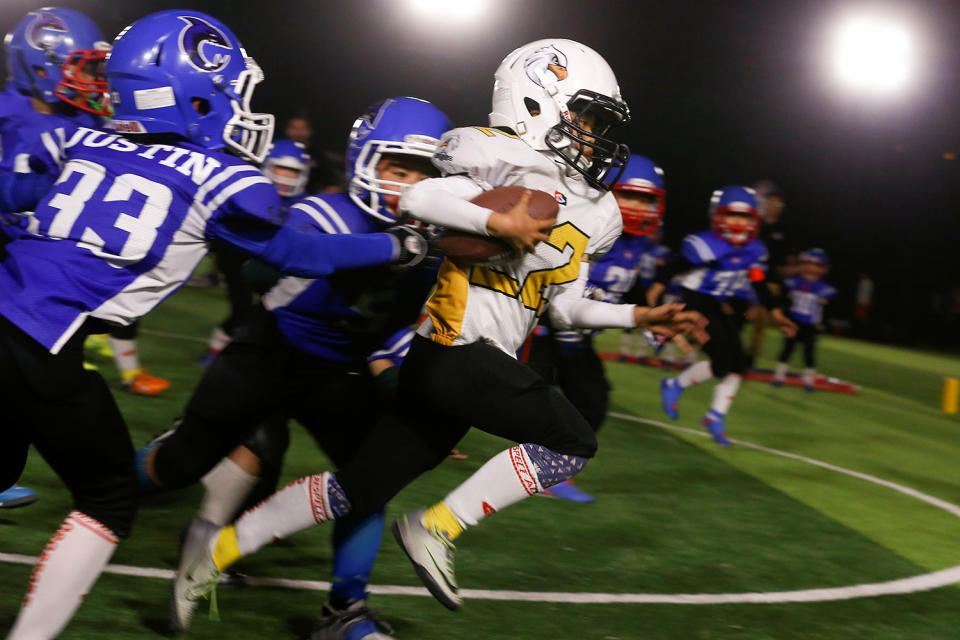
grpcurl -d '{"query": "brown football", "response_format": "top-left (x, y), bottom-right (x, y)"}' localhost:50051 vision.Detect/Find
top-left (436, 186), bottom-right (559, 265)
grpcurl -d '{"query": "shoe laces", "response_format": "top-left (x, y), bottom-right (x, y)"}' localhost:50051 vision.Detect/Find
top-left (428, 525), bottom-right (457, 576)
top-left (187, 572), bottom-right (222, 622)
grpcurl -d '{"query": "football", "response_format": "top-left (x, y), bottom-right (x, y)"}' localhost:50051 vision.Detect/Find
top-left (436, 185), bottom-right (559, 265)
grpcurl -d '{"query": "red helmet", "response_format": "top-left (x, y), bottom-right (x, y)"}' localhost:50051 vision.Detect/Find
top-left (709, 185), bottom-right (760, 246)
top-left (608, 154), bottom-right (665, 236)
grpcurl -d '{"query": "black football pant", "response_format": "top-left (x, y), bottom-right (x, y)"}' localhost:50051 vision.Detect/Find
top-left (0, 315), bottom-right (137, 537)
top-left (525, 332), bottom-right (610, 432)
top-left (212, 242), bottom-right (256, 336)
top-left (681, 290), bottom-right (747, 378)
top-left (153, 305), bottom-right (381, 491)
top-left (336, 335), bottom-right (597, 518)
top-left (778, 323), bottom-right (818, 368)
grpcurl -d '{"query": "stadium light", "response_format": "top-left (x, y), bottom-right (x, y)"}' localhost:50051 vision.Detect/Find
top-left (409, 0), bottom-right (487, 21)
top-left (831, 16), bottom-right (914, 94)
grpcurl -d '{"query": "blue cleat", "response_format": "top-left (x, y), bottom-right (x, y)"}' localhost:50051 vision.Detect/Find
top-left (701, 410), bottom-right (732, 447)
top-left (0, 485), bottom-right (38, 509)
top-left (541, 480), bottom-right (595, 503)
top-left (804, 385), bottom-right (815, 393)
top-left (311, 598), bottom-right (395, 640)
top-left (660, 378), bottom-right (682, 420)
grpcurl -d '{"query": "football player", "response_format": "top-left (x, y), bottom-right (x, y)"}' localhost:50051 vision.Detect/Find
top-left (772, 248), bottom-right (837, 391)
top-left (200, 138), bottom-right (313, 365)
top-left (0, 7), bottom-right (111, 510)
top-left (0, 12), bottom-right (432, 639)
top-left (170, 39), bottom-right (707, 614)
top-left (524, 152), bottom-right (667, 502)
top-left (136, 97), bottom-right (454, 638)
top-left (654, 186), bottom-right (796, 446)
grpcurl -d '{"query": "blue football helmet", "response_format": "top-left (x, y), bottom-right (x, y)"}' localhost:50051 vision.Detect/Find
top-left (798, 247), bottom-right (829, 265)
top-left (262, 139), bottom-right (311, 198)
top-left (709, 185), bottom-right (760, 246)
top-left (3, 7), bottom-right (109, 105)
top-left (346, 96), bottom-right (452, 222)
top-left (106, 10), bottom-right (274, 162)
top-left (607, 153), bottom-right (665, 236)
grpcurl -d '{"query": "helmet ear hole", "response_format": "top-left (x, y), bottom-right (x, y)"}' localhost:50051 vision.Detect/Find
top-left (523, 97), bottom-right (541, 117)
top-left (191, 98), bottom-right (211, 116)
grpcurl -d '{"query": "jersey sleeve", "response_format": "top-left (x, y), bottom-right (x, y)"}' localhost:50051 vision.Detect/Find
top-left (680, 233), bottom-right (715, 266)
top-left (367, 326), bottom-right (415, 367)
top-left (585, 196), bottom-right (623, 257)
top-left (205, 169), bottom-right (397, 278)
top-left (0, 170), bottom-right (56, 212)
top-left (820, 283), bottom-right (838, 300)
top-left (430, 127), bottom-right (526, 189)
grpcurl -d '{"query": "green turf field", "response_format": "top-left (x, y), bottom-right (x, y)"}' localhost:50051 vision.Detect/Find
top-left (2, 282), bottom-right (959, 639)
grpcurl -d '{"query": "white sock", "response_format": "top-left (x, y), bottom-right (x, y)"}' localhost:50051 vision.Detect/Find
top-left (710, 374), bottom-right (742, 415)
top-left (233, 473), bottom-right (336, 556)
top-left (207, 327), bottom-right (232, 353)
top-left (774, 362), bottom-right (788, 381)
top-left (803, 368), bottom-right (816, 387)
top-left (7, 511), bottom-right (118, 640)
top-left (444, 445), bottom-right (543, 528)
top-left (108, 337), bottom-right (139, 375)
top-left (619, 331), bottom-right (632, 355)
top-left (677, 360), bottom-right (713, 388)
top-left (198, 458), bottom-right (259, 526)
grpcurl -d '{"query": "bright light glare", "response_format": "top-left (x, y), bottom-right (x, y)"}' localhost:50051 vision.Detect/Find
top-left (832, 17), bottom-right (913, 93)
top-left (410, 0), bottom-right (486, 21)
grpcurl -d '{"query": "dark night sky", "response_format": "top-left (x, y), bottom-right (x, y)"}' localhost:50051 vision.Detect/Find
top-left (3, 0), bottom-right (960, 329)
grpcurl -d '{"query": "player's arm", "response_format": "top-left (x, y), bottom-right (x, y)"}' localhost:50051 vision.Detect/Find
top-left (749, 268), bottom-right (797, 337)
top-left (549, 256), bottom-right (708, 343)
top-left (0, 170), bottom-right (57, 213)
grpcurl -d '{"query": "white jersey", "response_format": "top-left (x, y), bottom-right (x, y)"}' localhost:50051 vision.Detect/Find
top-left (410, 126), bottom-right (622, 355)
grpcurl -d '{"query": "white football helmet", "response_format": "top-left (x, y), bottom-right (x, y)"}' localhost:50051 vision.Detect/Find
top-left (489, 38), bottom-right (630, 190)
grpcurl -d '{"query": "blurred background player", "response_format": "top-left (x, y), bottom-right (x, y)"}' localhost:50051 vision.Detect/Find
top-left (200, 138), bottom-right (312, 365)
top-left (618, 225), bottom-right (671, 360)
top-left (0, 11), bottom-right (429, 638)
top-left (524, 153), bottom-right (666, 502)
top-left (140, 96), bottom-right (452, 638)
top-left (655, 185), bottom-right (795, 446)
top-left (743, 179), bottom-right (793, 369)
top-left (773, 248), bottom-right (837, 391)
top-left (0, 6), bottom-right (111, 509)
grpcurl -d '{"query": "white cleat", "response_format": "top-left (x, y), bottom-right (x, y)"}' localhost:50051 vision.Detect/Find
top-left (392, 509), bottom-right (462, 611)
top-left (170, 518), bottom-right (223, 632)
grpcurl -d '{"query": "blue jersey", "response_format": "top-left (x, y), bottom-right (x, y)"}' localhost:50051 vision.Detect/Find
top-left (587, 234), bottom-right (665, 303)
top-left (679, 230), bottom-right (768, 301)
top-left (637, 241), bottom-right (671, 289)
top-left (0, 127), bottom-right (397, 353)
top-left (784, 277), bottom-right (837, 325)
top-left (0, 84), bottom-right (98, 237)
top-left (262, 193), bottom-right (436, 363)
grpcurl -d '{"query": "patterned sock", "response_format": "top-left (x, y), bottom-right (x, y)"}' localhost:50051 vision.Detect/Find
top-left (441, 444), bottom-right (587, 537)
top-left (710, 373), bottom-right (742, 414)
top-left (677, 360), bottom-right (713, 388)
top-left (7, 511), bottom-right (118, 640)
top-left (198, 458), bottom-right (259, 526)
top-left (108, 338), bottom-right (140, 381)
top-left (232, 472), bottom-right (348, 557)
top-left (329, 511), bottom-right (385, 608)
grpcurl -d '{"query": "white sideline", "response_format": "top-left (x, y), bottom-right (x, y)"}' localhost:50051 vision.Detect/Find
top-left (2, 411), bottom-right (959, 605)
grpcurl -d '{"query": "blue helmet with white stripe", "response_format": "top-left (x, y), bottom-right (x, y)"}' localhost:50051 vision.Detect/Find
top-left (105, 10), bottom-right (274, 163)
top-left (346, 96), bottom-right (452, 222)
top-left (709, 185), bottom-right (759, 246)
top-left (606, 153), bottom-right (665, 236)
top-left (799, 247), bottom-right (828, 265)
top-left (263, 139), bottom-right (311, 198)
top-left (4, 7), bottom-right (108, 104)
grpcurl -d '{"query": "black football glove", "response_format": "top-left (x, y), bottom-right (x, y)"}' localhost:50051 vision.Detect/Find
top-left (385, 224), bottom-right (430, 269)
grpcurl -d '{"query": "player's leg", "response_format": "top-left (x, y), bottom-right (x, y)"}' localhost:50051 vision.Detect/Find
top-left (660, 291), bottom-right (723, 419)
top-left (0, 324), bottom-right (35, 509)
top-left (391, 337), bottom-right (599, 609)
top-left (2, 321), bottom-right (136, 640)
top-left (802, 325), bottom-right (817, 391)
top-left (109, 320), bottom-right (171, 396)
top-left (699, 309), bottom-right (744, 446)
top-left (773, 334), bottom-right (797, 386)
top-left (143, 307), bottom-right (292, 492)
